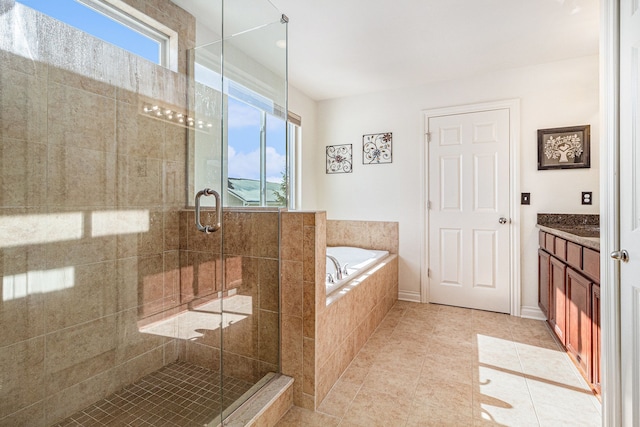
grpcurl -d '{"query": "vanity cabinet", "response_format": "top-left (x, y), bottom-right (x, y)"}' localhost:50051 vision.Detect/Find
top-left (566, 267), bottom-right (592, 379)
top-left (538, 249), bottom-right (550, 319)
top-left (549, 256), bottom-right (567, 345)
top-left (538, 230), bottom-right (600, 394)
top-left (583, 248), bottom-right (600, 282)
top-left (592, 283), bottom-right (601, 394)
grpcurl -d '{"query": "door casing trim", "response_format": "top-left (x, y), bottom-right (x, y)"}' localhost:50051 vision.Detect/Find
top-left (420, 99), bottom-right (521, 316)
top-left (600, 0), bottom-right (621, 425)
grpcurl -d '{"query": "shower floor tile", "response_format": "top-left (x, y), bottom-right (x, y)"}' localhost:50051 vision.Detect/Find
top-left (52, 361), bottom-right (254, 427)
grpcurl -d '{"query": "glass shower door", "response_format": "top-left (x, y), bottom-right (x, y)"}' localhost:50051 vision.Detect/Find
top-left (187, 0), bottom-right (288, 420)
top-left (220, 0), bottom-right (287, 416)
top-left (0, 1), bottom-right (228, 425)
top-left (0, 0), bottom-right (286, 424)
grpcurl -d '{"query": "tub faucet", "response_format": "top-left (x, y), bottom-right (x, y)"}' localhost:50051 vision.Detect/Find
top-left (326, 254), bottom-right (343, 280)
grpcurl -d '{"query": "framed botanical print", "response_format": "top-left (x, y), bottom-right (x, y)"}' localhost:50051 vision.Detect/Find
top-left (538, 125), bottom-right (590, 170)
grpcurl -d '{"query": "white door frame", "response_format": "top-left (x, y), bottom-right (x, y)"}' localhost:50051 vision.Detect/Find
top-left (421, 99), bottom-right (521, 316)
top-left (600, 0), bottom-right (621, 425)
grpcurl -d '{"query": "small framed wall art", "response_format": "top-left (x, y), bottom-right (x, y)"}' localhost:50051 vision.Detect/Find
top-left (362, 132), bottom-right (392, 164)
top-left (326, 144), bottom-right (353, 174)
top-left (538, 125), bottom-right (590, 170)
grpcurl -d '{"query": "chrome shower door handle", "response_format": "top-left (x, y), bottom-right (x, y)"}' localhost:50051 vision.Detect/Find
top-left (195, 188), bottom-right (221, 233)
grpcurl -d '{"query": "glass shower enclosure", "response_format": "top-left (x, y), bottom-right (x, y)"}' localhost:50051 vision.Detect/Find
top-left (0, 0), bottom-right (287, 425)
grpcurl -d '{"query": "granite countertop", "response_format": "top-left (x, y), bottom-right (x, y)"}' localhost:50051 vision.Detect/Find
top-left (536, 213), bottom-right (600, 251)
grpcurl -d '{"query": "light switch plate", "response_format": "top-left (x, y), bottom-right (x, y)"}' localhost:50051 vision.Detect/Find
top-left (521, 192), bottom-right (531, 205)
top-left (582, 191), bottom-right (592, 205)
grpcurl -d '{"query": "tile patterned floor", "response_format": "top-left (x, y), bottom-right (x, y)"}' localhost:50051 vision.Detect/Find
top-left (53, 361), bottom-right (254, 426)
top-left (276, 301), bottom-right (602, 427)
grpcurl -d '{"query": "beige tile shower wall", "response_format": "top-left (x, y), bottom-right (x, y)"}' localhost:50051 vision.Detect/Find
top-left (326, 220), bottom-right (399, 253)
top-left (0, 2), bottom-right (194, 425)
top-left (177, 210), bottom-right (280, 384)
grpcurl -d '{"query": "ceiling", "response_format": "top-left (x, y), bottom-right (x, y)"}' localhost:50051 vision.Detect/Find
top-left (271, 0), bottom-right (600, 101)
top-left (175, 0), bottom-right (600, 101)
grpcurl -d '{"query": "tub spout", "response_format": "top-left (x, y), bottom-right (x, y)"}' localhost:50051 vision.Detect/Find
top-left (326, 254), bottom-right (343, 280)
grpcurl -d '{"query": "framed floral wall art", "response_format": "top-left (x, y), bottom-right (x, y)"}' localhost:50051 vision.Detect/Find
top-left (362, 132), bottom-right (392, 164)
top-left (538, 125), bottom-right (590, 170)
top-left (326, 144), bottom-right (353, 174)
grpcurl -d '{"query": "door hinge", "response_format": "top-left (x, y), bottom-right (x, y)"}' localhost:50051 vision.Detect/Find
top-left (427, 268), bottom-right (431, 278)
top-left (426, 132), bottom-right (432, 143)
top-left (427, 200), bottom-right (432, 210)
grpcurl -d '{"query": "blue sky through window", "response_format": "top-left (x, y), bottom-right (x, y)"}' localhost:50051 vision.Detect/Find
top-left (194, 66), bottom-right (287, 183)
top-left (17, 0), bottom-right (160, 64)
top-left (227, 97), bottom-right (286, 183)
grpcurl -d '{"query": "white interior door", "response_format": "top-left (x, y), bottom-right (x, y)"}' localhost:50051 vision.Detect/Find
top-left (619, 0), bottom-right (640, 424)
top-left (428, 109), bottom-right (511, 313)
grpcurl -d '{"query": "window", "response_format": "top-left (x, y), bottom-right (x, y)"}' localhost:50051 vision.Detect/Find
top-left (193, 60), bottom-right (295, 209)
top-left (226, 97), bottom-right (288, 207)
top-left (189, 52), bottom-right (292, 209)
top-left (16, 0), bottom-right (173, 67)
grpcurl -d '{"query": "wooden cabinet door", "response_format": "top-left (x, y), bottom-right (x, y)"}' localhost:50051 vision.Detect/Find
top-left (538, 249), bottom-right (550, 319)
top-left (549, 256), bottom-right (567, 344)
top-left (566, 267), bottom-right (592, 379)
top-left (591, 283), bottom-right (601, 394)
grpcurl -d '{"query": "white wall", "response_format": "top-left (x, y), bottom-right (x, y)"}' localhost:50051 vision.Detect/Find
top-left (311, 55), bottom-right (600, 310)
top-left (289, 85), bottom-right (320, 210)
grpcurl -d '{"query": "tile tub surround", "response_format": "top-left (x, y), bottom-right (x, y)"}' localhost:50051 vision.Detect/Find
top-left (280, 213), bottom-right (399, 411)
top-left (316, 255), bottom-right (398, 405)
top-left (0, 2), bottom-right (195, 425)
top-left (326, 219), bottom-right (399, 253)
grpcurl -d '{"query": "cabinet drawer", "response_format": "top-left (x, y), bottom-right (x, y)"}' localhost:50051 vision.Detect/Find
top-left (539, 231), bottom-right (546, 249)
top-left (583, 248), bottom-right (600, 282)
top-left (554, 237), bottom-right (567, 261)
top-left (567, 242), bottom-right (582, 270)
top-left (545, 233), bottom-right (555, 253)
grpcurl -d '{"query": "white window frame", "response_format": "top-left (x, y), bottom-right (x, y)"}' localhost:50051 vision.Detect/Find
top-left (287, 114), bottom-right (302, 210)
top-left (78, 0), bottom-right (178, 71)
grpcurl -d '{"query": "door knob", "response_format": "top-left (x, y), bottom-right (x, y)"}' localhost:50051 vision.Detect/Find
top-left (610, 249), bottom-right (629, 262)
top-left (499, 217), bottom-right (508, 224)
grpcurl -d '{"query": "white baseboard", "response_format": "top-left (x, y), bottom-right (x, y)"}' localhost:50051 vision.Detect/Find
top-left (398, 290), bottom-right (421, 303)
top-left (520, 305), bottom-right (546, 320)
